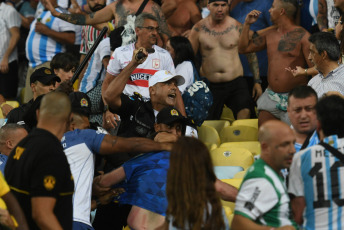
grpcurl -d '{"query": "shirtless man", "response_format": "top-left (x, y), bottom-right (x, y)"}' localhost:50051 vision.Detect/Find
top-left (161, 0), bottom-right (202, 36)
top-left (45, 0), bottom-right (170, 43)
top-left (188, 0), bottom-right (261, 120)
top-left (239, 0), bottom-right (312, 126)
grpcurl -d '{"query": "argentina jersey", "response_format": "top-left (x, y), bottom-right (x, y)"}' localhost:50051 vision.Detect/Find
top-left (294, 131), bottom-right (320, 152)
top-left (289, 135), bottom-right (344, 230)
top-left (26, 8), bottom-right (76, 68)
top-left (79, 38), bottom-right (110, 93)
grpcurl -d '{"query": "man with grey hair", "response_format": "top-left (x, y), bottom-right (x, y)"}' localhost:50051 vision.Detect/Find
top-left (0, 124), bottom-right (28, 174)
top-left (101, 13), bottom-right (176, 130)
top-left (307, 32), bottom-right (344, 98)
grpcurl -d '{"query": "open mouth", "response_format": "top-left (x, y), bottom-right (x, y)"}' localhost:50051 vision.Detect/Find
top-left (168, 93), bottom-right (176, 99)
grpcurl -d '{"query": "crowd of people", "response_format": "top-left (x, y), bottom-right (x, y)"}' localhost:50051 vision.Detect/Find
top-left (1, 0), bottom-right (344, 229)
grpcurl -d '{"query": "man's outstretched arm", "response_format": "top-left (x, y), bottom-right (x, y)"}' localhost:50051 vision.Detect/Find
top-left (46, 0), bottom-right (114, 25)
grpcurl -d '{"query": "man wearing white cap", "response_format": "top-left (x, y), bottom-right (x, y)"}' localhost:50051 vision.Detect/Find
top-left (104, 48), bottom-right (185, 139)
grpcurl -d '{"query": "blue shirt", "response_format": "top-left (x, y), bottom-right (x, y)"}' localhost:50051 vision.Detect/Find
top-left (0, 154), bottom-right (8, 175)
top-left (230, 0), bottom-right (273, 77)
top-left (115, 151), bottom-right (170, 216)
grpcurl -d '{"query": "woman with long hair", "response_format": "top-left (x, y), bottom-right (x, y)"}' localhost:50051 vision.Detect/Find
top-left (165, 137), bottom-right (229, 230)
top-left (166, 36), bottom-right (198, 93)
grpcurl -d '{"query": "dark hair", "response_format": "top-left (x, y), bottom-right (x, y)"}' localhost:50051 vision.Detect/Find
top-left (316, 95), bottom-right (344, 138)
top-left (280, 0), bottom-right (299, 18)
top-left (288, 85), bottom-right (318, 103)
top-left (166, 137), bottom-right (226, 230)
top-left (309, 32), bottom-right (341, 61)
top-left (50, 52), bottom-right (79, 72)
top-left (169, 36), bottom-right (196, 66)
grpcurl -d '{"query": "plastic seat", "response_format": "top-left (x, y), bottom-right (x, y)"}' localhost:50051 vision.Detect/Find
top-left (203, 120), bottom-right (230, 135)
top-left (220, 178), bottom-right (243, 214)
top-left (232, 118), bottom-right (258, 129)
top-left (210, 147), bottom-right (254, 170)
top-left (220, 125), bottom-right (258, 143)
top-left (0, 101), bottom-right (19, 119)
top-left (220, 105), bottom-right (235, 124)
top-left (197, 125), bottom-right (221, 147)
top-left (233, 171), bottom-right (246, 179)
top-left (204, 143), bottom-right (218, 152)
top-left (220, 141), bottom-right (261, 156)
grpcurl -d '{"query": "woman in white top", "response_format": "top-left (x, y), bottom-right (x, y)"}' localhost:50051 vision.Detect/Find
top-left (164, 137), bottom-right (230, 230)
top-left (166, 36), bottom-right (197, 94)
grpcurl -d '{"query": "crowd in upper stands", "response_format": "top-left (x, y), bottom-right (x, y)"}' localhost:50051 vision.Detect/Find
top-left (2, 0), bottom-right (344, 229)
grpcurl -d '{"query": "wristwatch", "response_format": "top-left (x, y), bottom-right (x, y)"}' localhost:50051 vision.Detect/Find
top-left (103, 104), bottom-right (109, 113)
top-left (254, 79), bottom-right (262, 84)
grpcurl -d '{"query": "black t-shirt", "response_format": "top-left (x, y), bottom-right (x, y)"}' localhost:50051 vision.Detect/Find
top-left (105, 93), bottom-right (156, 171)
top-left (6, 99), bottom-right (33, 124)
top-left (5, 128), bottom-right (74, 230)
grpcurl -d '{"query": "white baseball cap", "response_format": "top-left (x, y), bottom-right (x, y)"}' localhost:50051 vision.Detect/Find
top-left (148, 70), bottom-right (185, 87)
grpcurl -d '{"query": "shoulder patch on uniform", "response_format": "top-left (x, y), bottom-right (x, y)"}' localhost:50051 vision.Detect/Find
top-left (13, 147), bottom-right (25, 160)
top-left (43, 175), bottom-right (56, 191)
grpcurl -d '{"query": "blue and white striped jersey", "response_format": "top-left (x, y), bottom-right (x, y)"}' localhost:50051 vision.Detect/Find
top-left (79, 37), bottom-right (110, 93)
top-left (289, 135), bottom-right (344, 230)
top-left (26, 8), bottom-right (76, 68)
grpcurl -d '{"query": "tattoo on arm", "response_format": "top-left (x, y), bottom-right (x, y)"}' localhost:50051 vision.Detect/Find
top-left (58, 13), bottom-right (86, 25)
top-left (246, 52), bottom-right (259, 79)
top-left (252, 33), bottom-right (264, 47)
top-left (115, 1), bottom-right (131, 27)
top-left (278, 28), bottom-right (306, 52)
top-left (152, 4), bottom-right (171, 37)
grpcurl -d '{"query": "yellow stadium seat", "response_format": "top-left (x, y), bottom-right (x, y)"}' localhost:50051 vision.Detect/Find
top-left (232, 118), bottom-right (258, 129)
top-left (198, 125), bottom-right (221, 147)
top-left (220, 178), bottom-right (243, 214)
top-left (220, 125), bottom-right (258, 143)
top-left (203, 120), bottom-right (230, 135)
top-left (210, 147), bottom-right (254, 170)
top-left (220, 105), bottom-right (235, 124)
top-left (204, 143), bottom-right (218, 151)
top-left (233, 171), bottom-right (247, 179)
top-left (223, 206), bottom-right (233, 223)
top-left (220, 141), bottom-right (261, 156)
top-left (0, 101), bottom-right (20, 119)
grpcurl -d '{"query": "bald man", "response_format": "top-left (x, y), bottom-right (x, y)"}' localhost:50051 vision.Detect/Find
top-left (0, 124), bottom-right (28, 174)
top-left (5, 92), bottom-right (74, 230)
top-left (232, 120), bottom-right (297, 230)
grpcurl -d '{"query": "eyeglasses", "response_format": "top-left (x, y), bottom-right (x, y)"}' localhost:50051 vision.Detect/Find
top-left (138, 26), bottom-right (160, 33)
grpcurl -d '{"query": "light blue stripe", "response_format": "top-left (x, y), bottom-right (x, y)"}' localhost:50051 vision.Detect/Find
top-left (27, 17), bottom-right (40, 67)
top-left (38, 11), bottom-right (53, 64)
top-left (80, 54), bottom-right (95, 93)
top-left (301, 150), bottom-right (315, 229)
top-left (332, 138), bottom-right (342, 230)
top-left (324, 138), bottom-right (333, 230)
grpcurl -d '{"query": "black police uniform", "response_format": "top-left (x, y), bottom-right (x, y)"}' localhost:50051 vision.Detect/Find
top-left (5, 128), bottom-right (74, 230)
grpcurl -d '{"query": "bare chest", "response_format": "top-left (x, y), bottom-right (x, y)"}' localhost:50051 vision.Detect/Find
top-left (266, 28), bottom-right (306, 58)
top-left (199, 24), bottom-right (240, 51)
